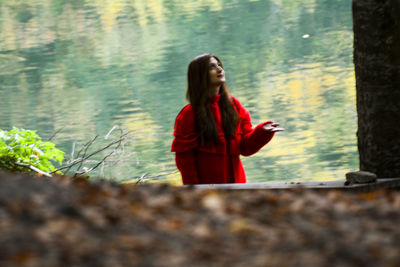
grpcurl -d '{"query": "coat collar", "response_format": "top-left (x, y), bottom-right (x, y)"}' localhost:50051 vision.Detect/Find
top-left (210, 94), bottom-right (221, 104)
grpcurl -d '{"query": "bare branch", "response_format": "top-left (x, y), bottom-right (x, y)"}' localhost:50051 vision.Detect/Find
top-left (100, 161), bottom-right (105, 178)
top-left (81, 134), bottom-right (126, 162)
top-left (104, 125), bottom-right (118, 139)
top-left (75, 150), bottom-right (116, 176)
top-left (50, 158), bottom-right (80, 173)
top-left (74, 135), bottom-right (98, 176)
top-left (74, 133), bottom-right (125, 177)
top-left (47, 126), bottom-right (65, 142)
top-left (70, 141), bottom-right (76, 163)
top-left (75, 135), bottom-right (98, 162)
top-left (136, 173), bottom-right (148, 184)
top-left (50, 131), bottom-right (130, 175)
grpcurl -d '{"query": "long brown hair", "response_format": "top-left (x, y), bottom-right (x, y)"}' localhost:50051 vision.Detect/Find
top-left (186, 53), bottom-right (239, 145)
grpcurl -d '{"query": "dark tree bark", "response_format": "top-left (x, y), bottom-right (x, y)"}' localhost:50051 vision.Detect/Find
top-left (353, 0), bottom-right (400, 178)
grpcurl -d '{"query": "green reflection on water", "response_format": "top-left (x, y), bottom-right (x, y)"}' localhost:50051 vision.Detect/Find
top-left (0, 0), bottom-right (357, 183)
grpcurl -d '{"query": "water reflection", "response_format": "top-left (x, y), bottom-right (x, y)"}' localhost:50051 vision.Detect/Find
top-left (0, 0), bottom-right (356, 183)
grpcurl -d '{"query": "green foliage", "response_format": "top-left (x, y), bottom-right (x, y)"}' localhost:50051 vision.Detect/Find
top-left (0, 127), bottom-right (64, 174)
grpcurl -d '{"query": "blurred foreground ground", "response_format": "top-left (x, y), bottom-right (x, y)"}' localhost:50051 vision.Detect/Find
top-left (0, 171), bottom-right (399, 267)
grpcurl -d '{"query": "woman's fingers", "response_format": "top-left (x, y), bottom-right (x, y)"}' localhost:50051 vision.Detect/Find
top-left (263, 123), bottom-right (285, 132)
top-left (271, 127), bottom-right (285, 132)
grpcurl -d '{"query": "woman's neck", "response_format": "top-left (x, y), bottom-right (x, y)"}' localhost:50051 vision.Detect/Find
top-left (211, 84), bottom-right (222, 95)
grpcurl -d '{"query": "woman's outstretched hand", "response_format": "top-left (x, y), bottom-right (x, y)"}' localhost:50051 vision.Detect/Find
top-left (263, 122), bottom-right (285, 133)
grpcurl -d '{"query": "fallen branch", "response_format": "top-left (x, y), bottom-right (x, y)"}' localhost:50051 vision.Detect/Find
top-left (121, 169), bottom-right (179, 184)
top-left (143, 169), bottom-right (179, 179)
top-left (15, 162), bottom-right (52, 177)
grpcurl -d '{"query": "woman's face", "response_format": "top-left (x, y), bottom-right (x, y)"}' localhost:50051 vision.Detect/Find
top-left (208, 57), bottom-right (225, 87)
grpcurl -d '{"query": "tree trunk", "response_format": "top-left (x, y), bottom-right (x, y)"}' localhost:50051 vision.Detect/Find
top-left (353, 0), bottom-right (400, 178)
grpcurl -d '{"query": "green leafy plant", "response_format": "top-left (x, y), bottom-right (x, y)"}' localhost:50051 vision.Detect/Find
top-left (0, 127), bottom-right (64, 175)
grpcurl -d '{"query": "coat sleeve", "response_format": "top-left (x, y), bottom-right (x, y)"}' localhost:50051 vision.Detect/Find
top-left (175, 151), bottom-right (199, 185)
top-left (232, 97), bottom-right (275, 156)
top-left (171, 105), bottom-right (198, 152)
top-left (171, 105), bottom-right (200, 184)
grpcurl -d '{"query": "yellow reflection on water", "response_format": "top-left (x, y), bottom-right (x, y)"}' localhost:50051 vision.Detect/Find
top-left (94, 0), bottom-right (125, 31)
top-left (246, 62), bottom-right (357, 181)
top-left (122, 101), bottom-right (159, 139)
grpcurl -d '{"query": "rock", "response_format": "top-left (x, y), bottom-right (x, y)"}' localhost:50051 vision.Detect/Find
top-left (345, 171), bottom-right (377, 184)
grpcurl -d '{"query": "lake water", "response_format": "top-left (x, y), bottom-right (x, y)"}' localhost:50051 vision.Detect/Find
top-left (0, 0), bottom-right (357, 184)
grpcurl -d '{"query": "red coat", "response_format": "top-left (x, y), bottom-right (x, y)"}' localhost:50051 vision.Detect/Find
top-left (171, 95), bottom-right (275, 185)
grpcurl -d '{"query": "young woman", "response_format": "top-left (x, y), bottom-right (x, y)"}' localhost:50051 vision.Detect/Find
top-left (171, 54), bottom-right (284, 185)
